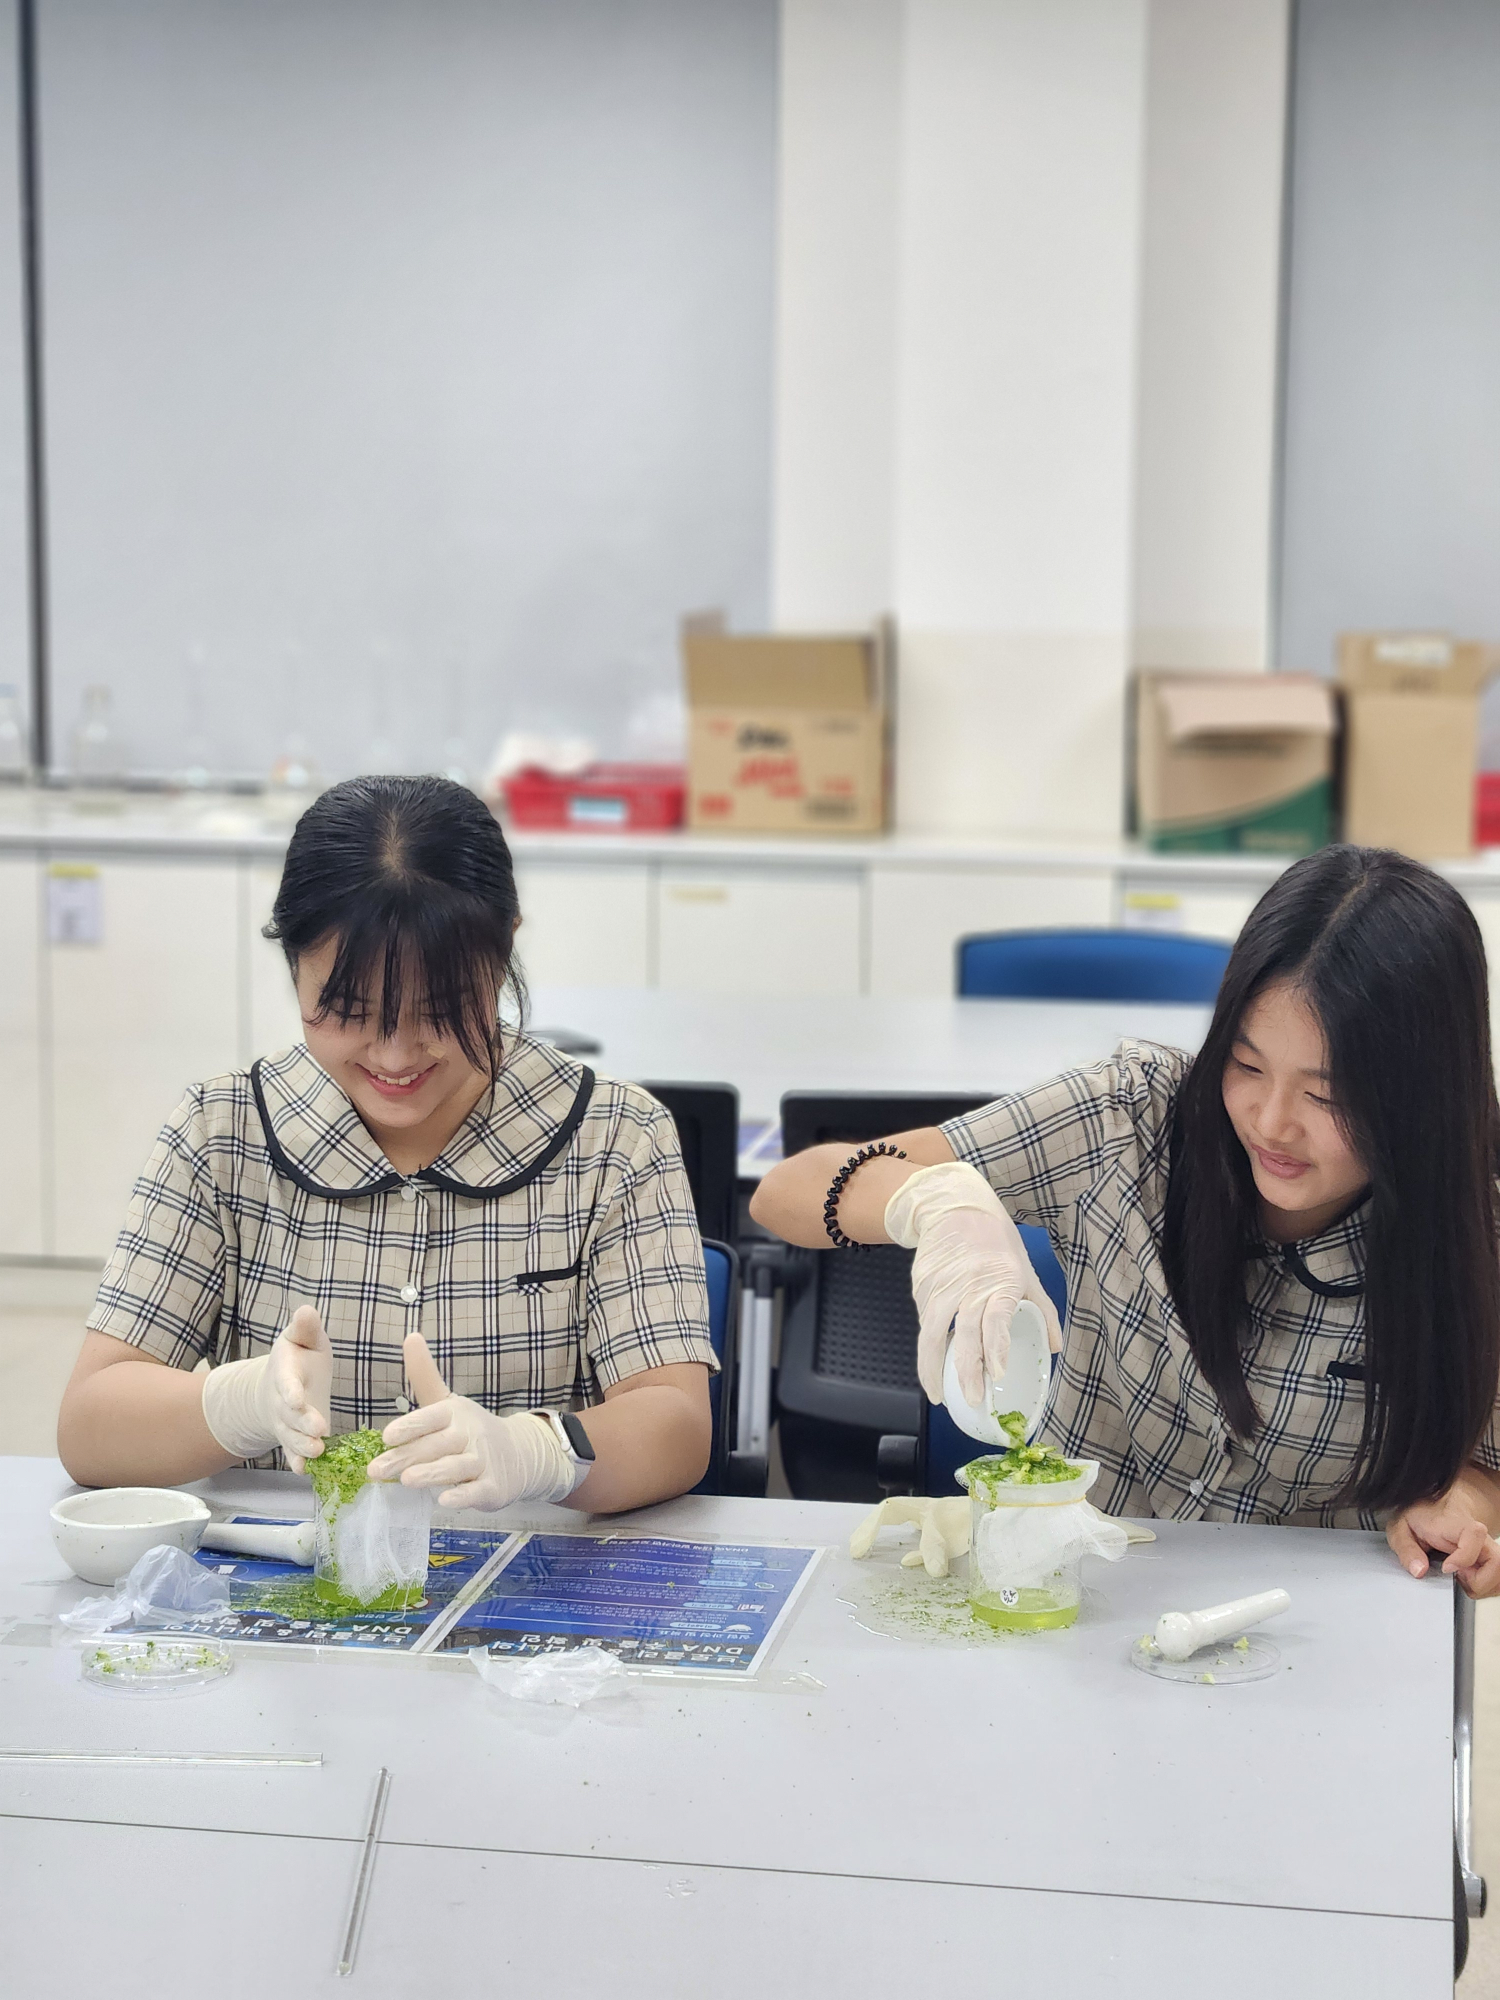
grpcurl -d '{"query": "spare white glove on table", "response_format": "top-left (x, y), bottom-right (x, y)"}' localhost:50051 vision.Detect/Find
top-left (884, 1161), bottom-right (1063, 1406)
top-left (850, 1494), bottom-right (1155, 1577)
top-left (200, 1304), bottom-right (333, 1472)
top-left (850, 1496), bottom-right (972, 1577)
top-left (367, 1334), bottom-right (589, 1511)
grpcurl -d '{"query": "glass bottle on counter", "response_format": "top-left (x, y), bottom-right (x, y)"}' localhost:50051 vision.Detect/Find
top-left (71, 685), bottom-right (117, 783)
top-left (0, 684), bottom-right (28, 781)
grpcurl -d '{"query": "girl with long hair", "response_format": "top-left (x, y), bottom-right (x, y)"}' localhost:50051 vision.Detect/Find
top-left (751, 845), bottom-right (1500, 1591)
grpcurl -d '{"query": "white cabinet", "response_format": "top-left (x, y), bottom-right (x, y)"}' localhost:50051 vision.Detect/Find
top-left (1114, 873), bottom-right (1268, 945)
top-left (867, 866), bottom-right (1114, 998)
top-left (656, 867), bottom-right (863, 996)
top-left (513, 863), bottom-right (654, 989)
top-left (0, 857), bottom-right (44, 1256)
top-left (246, 859), bottom-right (302, 1060)
top-left (49, 859), bottom-right (242, 1261)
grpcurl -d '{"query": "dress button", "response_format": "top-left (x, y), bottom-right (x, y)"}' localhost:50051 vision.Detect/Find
top-left (399, 1284), bottom-right (419, 1305)
top-left (1189, 1478), bottom-right (1205, 1498)
top-left (393, 1395), bottom-right (411, 1415)
top-left (401, 1186), bottom-right (417, 1203)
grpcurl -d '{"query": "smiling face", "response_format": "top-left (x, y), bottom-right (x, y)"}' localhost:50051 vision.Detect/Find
top-left (294, 937), bottom-right (496, 1173)
top-left (1220, 979), bottom-right (1370, 1244)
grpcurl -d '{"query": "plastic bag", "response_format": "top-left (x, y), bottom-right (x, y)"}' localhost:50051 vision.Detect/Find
top-left (57, 1544), bottom-right (230, 1638)
top-left (470, 1644), bottom-right (630, 1708)
top-left (314, 1472), bottom-right (432, 1610)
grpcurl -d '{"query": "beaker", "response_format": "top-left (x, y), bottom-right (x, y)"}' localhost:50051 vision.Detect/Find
top-left (313, 1477), bottom-right (432, 1612)
top-left (963, 1458), bottom-right (1099, 1632)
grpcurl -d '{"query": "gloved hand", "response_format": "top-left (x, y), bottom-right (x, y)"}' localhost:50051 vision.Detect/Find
top-left (367, 1334), bottom-right (587, 1511)
top-left (199, 1304), bottom-right (333, 1471)
top-left (849, 1495), bottom-right (971, 1577)
top-left (884, 1162), bottom-right (1063, 1407)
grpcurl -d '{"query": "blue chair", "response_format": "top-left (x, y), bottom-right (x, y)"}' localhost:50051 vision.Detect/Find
top-left (919, 1225), bottom-right (1067, 1499)
top-left (957, 928), bottom-right (1230, 1005)
top-left (693, 1240), bottom-right (767, 1496)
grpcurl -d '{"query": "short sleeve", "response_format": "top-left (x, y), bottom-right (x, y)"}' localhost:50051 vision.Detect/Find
top-left (85, 1091), bottom-right (229, 1370)
top-left (939, 1039), bottom-right (1191, 1231)
top-left (1471, 1405), bottom-right (1500, 1477)
top-left (584, 1102), bottom-right (717, 1391)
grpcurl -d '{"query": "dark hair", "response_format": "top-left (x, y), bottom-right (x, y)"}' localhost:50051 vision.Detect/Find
top-left (1161, 844), bottom-right (1500, 1514)
top-left (264, 775), bottom-right (526, 1078)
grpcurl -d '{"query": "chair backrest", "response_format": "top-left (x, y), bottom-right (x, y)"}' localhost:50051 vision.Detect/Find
top-left (692, 1238), bottom-right (740, 1495)
top-left (775, 1093), bottom-right (995, 1492)
top-left (641, 1081), bottom-right (740, 1245)
top-left (956, 927), bottom-right (1230, 1004)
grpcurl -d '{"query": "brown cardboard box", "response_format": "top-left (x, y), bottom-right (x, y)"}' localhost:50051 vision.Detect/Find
top-left (1337, 633), bottom-right (1500, 860)
top-left (682, 618), bottom-right (892, 835)
top-left (1133, 670), bottom-right (1335, 854)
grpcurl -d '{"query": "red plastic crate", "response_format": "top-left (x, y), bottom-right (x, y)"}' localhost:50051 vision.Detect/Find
top-left (1478, 773), bottom-right (1500, 849)
top-left (501, 763), bottom-right (685, 833)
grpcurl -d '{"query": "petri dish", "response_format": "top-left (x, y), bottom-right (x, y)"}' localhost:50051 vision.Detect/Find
top-left (1129, 1630), bottom-right (1280, 1685)
top-left (81, 1637), bottom-right (234, 1698)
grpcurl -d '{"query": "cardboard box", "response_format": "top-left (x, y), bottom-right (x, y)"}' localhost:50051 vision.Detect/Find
top-left (1133, 670), bottom-right (1335, 854)
top-left (1337, 633), bottom-right (1499, 860)
top-left (682, 618), bottom-right (892, 835)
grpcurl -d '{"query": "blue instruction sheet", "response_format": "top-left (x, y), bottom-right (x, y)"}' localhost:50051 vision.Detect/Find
top-left (446, 1534), bottom-right (821, 1674)
top-left (106, 1520), bottom-right (821, 1675)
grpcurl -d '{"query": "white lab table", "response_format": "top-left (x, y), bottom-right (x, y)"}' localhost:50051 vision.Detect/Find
top-left (0, 1459), bottom-right (1455, 1994)
top-left (528, 984), bottom-right (1212, 1127)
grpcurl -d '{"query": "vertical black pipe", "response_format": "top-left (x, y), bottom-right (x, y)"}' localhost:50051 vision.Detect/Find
top-left (17, 0), bottom-right (48, 774)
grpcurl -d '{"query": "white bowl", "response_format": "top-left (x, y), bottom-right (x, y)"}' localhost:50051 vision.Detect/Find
top-left (941, 1298), bottom-right (1053, 1446)
top-left (51, 1488), bottom-right (211, 1586)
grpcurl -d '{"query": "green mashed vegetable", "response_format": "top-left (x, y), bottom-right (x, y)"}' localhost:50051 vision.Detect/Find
top-left (963, 1419), bottom-right (1082, 1502)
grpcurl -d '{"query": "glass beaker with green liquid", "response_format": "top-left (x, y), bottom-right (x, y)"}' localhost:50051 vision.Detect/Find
top-left (960, 1450), bottom-right (1101, 1632)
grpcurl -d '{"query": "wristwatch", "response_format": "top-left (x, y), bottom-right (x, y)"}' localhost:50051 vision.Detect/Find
top-left (534, 1408), bottom-right (596, 1481)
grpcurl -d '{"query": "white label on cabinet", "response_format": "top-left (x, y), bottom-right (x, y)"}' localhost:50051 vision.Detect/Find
top-left (1122, 891), bottom-right (1182, 932)
top-left (47, 863), bottom-right (103, 944)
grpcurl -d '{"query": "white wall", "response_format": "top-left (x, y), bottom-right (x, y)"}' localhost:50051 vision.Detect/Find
top-left (773, 0), bottom-right (1290, 837)
top-left (0, 0), bottom-right (27, 722)
top-left (1277, 0), bottom-right (1500, 722)
top-left (39, 0), bottom-right (778, 783)
top-left (1131, 0), bottom-right (1288, 674)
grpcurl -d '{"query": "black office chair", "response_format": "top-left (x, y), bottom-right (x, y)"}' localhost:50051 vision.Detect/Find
top-left (640, 1081), bottom-right (740, 1246)
top-left (766, 1092), bottom-right (992, 1502)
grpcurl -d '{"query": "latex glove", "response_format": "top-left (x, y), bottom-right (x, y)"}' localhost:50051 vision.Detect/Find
top-left (367, 1333), bottom-right (585, 1511)
top-left (849, 1496), bottom-right (972, 1578)
top-left (885, 1162), bottom-right (1063, 1407)
top-left (199, 1304), bottom-right (333, 1472)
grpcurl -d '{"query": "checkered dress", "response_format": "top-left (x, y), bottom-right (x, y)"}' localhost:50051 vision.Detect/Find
top-left (88, 1036), bottom-right (714, 1462)
top-left (944, 1039), bottom-right (1500, 1528)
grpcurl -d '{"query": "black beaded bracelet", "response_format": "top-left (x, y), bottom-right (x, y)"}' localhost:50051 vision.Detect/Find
top-left (823, 1143), bottom-right (908, 1250)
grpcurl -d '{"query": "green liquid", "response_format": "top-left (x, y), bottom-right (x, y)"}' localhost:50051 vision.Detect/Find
top-left (312, 1572), bottom-right (424, 1614)
top-left (970, 1590), bottom-right (1079, 1632)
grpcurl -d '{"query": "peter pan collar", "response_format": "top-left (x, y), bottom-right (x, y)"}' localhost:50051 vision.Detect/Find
top-left (1265, 1200), bottom-right (1367, 1301)
top-left (251, 1036), bottom-right (595, 1201)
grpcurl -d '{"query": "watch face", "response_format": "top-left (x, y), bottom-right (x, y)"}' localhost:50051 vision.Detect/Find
top-left (559, 1411), bottom-right (596, 1461)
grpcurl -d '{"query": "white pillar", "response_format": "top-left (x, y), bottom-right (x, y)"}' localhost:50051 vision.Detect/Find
top-left (772, 0), bottom-right (1290, 838)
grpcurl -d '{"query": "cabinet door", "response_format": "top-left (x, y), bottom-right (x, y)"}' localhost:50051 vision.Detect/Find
top-left (868, 867), bottom-right (1114, 998)
top-left (1464, 893), bottom-right (1500, 1044)
top-left (656, 868), bottom-right (863, 996)
top-left (246, 859), bottom-right (302, 1060)
top-left (49, 859), bottom-right (242, 1261)
top-left (513, 863), bottom-right (654, 989)
top-left (1116, 875), bottom-right (1270, 944)
top-left (0, 858), bottom-right (45, 1256)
